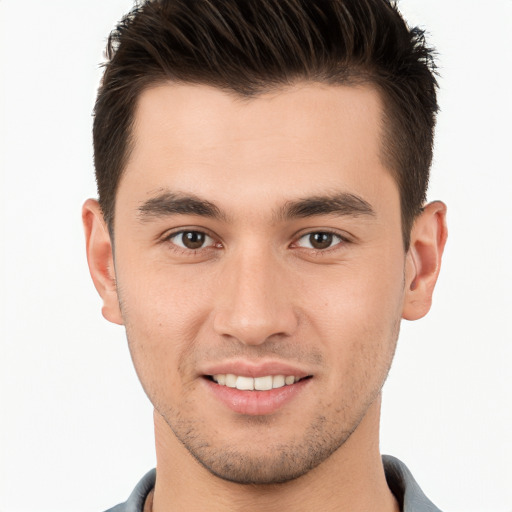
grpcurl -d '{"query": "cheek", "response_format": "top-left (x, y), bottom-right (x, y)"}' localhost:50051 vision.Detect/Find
top-left (302, 248), bottom-right (404, 316)
top-left (115, 259), bottom-right (215, 392)
top-left (298, 250), bottom-right (405, 370)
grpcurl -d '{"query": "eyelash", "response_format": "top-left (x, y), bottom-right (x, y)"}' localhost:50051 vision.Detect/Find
top-left (163, 229), bottom-right (220, 254)
top-left (293, 231), bottom-right (349, 253)
top-left (162, 229), bottom-right (350, 256)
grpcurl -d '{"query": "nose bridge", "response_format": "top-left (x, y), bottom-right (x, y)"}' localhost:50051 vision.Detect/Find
top-left (213, 242), bottom-right (298, 345)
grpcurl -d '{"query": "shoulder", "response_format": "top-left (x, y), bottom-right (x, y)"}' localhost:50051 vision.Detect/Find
top-left (103, 469), bottom-right (156, 512)
top-left (383, 455), bottom-right (443, 512)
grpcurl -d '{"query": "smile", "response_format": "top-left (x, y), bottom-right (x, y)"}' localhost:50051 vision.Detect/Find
top-left (210, 374), bottom-right (304, 391)
top-left (205, 373), bottom-right (312, 415)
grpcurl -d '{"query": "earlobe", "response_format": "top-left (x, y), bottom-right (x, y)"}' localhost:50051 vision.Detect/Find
top-left (82, 199), bottom-right (124, 325)
top-left (402, 201), bottom-right (448, 321)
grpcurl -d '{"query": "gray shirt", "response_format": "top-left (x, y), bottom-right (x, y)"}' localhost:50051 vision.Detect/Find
top-left (104, 455), bottom-right (442, 512)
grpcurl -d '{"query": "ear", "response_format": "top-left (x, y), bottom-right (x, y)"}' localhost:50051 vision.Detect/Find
top-left (82, 199), bottom-right (124, 325)
top-left (402, 201), bottom-right (448, 321)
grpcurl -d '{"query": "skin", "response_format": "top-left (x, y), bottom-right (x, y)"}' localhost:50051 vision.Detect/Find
top-left (83, 83), bottom-right (447, 512)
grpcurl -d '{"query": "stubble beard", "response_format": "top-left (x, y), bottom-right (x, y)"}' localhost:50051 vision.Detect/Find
top-left (122, 295), bottom-right (402, 486)
top-left (154, 384), bottom-right (384, 486)
top-left (152, 324), bottom-right (401, 485)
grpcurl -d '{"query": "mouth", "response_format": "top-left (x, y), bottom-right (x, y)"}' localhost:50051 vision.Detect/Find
top-left (205, 374), bottom-right (312, 391)
top-left (202, 372), bottom-right (313, 415)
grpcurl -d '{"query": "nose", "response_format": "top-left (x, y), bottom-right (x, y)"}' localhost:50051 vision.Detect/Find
top-left (213, 247), bottom-right (299, 346)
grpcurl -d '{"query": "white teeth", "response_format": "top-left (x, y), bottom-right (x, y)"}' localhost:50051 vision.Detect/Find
top-left (272, 375), bottom-right (285, 388)
top-left (212, 374), bottom-right (301, 390)
top-left (254, 376), bottom-right (273, 391)
top-left (285, 375), bottom-right (295, 385)
top-left (236, 376), bottom-right (254, 390)
top-left (225, 374), bottom-right (237, 388)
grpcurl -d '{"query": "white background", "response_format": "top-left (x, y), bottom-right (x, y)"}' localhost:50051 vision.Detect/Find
top-left (1, 1), bottom-right (511, 511)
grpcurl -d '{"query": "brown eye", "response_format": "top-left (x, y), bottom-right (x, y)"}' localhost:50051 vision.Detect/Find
top-left (309, 233), bottom-right (333, 249)
top-left (296, 231), bottom-right (343, 250)
top-left (170, 231), bottom-right (213, 250)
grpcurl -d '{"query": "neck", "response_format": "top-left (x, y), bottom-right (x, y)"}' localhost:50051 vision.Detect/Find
top-left (151, 397), bottom-right (399, 512)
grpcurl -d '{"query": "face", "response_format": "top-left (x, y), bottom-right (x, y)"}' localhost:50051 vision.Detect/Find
top-left (97, 83), bottom-right (412, 484)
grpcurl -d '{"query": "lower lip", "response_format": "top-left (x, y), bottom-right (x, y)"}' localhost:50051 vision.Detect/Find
top-left (203, 378), bottom-right (311, 416)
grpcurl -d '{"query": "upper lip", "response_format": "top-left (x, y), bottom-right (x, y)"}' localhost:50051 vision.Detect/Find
top-left (199, 359), bottom-right (312, 379)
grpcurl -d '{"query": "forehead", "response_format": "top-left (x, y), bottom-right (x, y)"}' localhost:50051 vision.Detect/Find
top-left (119, 82), bottom-right (395, 218)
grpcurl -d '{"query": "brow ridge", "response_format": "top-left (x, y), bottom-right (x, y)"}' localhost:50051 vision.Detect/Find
top-left (137, 190), bottom-right (375, 223)
top-left (278, 193), bottom-right (376, 220)
top-left (138, 192), bottom-right (224, 220)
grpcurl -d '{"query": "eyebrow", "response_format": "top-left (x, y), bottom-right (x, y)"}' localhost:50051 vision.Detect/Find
top-left (138, 192), bottom-right (225, 221)
top-left (277, 193), bottom-right (376, 220)
top-left (137, 190), bottom-right (375, 222)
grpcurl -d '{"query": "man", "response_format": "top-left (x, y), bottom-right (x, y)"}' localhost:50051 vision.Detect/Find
top-left (83, 0), bottom-right (447, 510)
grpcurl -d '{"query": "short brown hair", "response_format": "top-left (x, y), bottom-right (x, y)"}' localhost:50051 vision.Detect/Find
top-left (93, 0), bottom-right (438, 248)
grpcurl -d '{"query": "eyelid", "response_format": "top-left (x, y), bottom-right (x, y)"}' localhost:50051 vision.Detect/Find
top-left (161, 227), bottom-right (221, 250)
top-left (159, 226), bottom-right (351, 254)
top-left (291, 229), bottom-right (351, 251)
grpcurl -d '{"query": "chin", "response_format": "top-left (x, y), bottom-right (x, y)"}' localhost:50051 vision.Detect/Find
top-left (191, 449), bottom-right (324, 485)
top-left (166, 411), bottom-right (355, 486)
